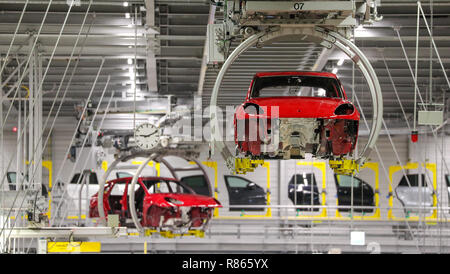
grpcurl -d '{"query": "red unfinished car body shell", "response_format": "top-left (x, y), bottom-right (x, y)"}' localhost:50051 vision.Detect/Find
top-left (89, 176), bottom-right (221, 229)
top-left (234, 71), bottom-right (360, 158)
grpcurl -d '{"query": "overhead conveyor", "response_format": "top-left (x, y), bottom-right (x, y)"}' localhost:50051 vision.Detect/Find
top-left (208, 0), bottom-right (384, 175)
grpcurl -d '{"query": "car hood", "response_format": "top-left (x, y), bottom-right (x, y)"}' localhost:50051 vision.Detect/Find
top-left (145, 193), bottom-right (222, 208)
top-left (243, 97), bottom-right (359, 119)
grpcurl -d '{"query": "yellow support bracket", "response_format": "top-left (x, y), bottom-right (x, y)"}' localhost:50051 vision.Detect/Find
top-left (144, 229), bottom-right (205, 238)
top-left (234, 158), bottom-right (265, 174)
top-left (329, 159), bottom-right (359, 175)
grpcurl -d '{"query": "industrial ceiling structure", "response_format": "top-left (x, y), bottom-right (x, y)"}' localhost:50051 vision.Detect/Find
top-left (0, 0), bottom-right (448, 121)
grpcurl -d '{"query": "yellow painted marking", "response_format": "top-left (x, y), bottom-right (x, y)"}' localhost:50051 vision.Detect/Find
top-left (202, 161), bottom-right (219, 217)
top-left (155, 162), bottom-right (160, 177)
top-left (131, 160), bottom-right (158, 170)
top-left (143, 229), bottom-right (204, 238)
top-left (128, 232), bottom-right (140, 236)
top-left (335, 162), bottom-right (381, 220)
top-left (47, 242), bottom-right (101, 253)
top-left (67, 215), bottom-right (86, 220)
top-left (101, 160), bottom-right (108, 172)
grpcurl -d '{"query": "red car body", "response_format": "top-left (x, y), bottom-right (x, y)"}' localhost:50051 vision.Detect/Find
top-left (89, 176), bottom-right (221, 229)
top-left (234, 71), bottom-right (360, 160)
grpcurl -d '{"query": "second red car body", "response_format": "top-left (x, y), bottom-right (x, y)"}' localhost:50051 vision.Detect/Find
top-left (89, 176), bottom-right (221, 230)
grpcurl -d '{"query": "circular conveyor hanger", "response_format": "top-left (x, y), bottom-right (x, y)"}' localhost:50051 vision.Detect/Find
top-left (98, 151), bottom-right (213, 232)
top-left (209, 26), bottom-right (383, 173)
top-left (97, 151), bottom-right (154, 226)
top-left (128, 153), bottom-right (157, 232)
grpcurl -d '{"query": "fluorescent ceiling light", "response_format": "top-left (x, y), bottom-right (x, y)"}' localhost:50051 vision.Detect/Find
top-left (127, 58), bottom-right (133, 65)
top-left (332, 68), bottom-right (338, 74)
top-left (123, 2), bottom-right (129, 7)
top-left (125, 13), bottom-right (130, 19)
top-left (337, 58), bottom-right (345, 66)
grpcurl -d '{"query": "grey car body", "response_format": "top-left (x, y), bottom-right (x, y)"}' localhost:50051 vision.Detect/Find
top-left (395, 174), bottom-right (433, 213)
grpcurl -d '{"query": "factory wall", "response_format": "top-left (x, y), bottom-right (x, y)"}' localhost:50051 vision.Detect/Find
top-left (2, 127), bottom-right (448, 220)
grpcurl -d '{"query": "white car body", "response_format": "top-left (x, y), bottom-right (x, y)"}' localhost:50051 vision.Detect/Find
top-left (395, 174), bottom-right (433, 214)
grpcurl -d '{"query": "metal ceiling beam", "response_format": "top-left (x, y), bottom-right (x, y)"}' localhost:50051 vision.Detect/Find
top-left (381, 0), bottom-right (450, 6)
top-left (145, 0), bottom-right (158, 92)
top-left (0, 24), bottom-right (149, 35)
top-left (197, 4), bottom-right (215, 96)
top-left (0, 0), bottom-right (142, 5)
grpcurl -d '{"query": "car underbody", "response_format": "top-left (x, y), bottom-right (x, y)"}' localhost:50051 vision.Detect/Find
top-left (142, 205), bottom-right (213, 230)
top-left (236, 117), bottom-right (358, 160)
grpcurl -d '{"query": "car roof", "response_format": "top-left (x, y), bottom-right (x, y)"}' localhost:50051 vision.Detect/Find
top-left (140, 176), bottom-right (179, 181)
top-left (254, 71), bottom-right (338, 79)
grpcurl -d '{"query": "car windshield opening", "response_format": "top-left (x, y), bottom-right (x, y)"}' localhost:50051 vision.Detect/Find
top-left (143, 180), bottom-right (190, 194)
top-left (70, 172), bottom-right (98, 184)
top-left (288, 174), bottom-right (317, 187)
top-left (70, 173), bottom-right (83, 184)
top-left (398, 174), bottom-right (429, 187)
top-left (251, 75), bottom-right (342, 98)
